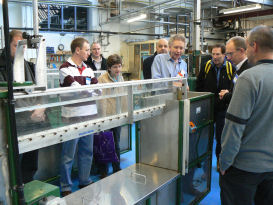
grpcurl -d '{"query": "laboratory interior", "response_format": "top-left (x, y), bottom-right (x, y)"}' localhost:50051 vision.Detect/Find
top-left (0, 0), bottom-right (273, 205)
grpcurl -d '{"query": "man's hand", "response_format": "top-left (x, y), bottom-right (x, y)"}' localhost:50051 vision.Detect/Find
top-left (219, 89), bottom-right (229, 100)
top-left (31, 108), bottom-right (46, 122)
top-left (220, 170), bottom-right (226, 175)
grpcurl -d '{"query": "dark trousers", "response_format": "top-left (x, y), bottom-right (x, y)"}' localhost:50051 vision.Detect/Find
top-left (98, 126), bottom-right (121, 175)
top-left (20, 150), bottom-right (39, 183)
top-left (215, 111), bottom-right (226, 159)
top-left (220, 166), bottom-right (273, 205)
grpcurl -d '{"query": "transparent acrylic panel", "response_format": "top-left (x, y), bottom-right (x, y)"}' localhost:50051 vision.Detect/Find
top-left (180, 156), bottom-right (211, 205)
top-left (15, 86), bottom-right (128, 136)
top-left (188, 125), bottom-right (210, 163)
top-left (190, 97), bottom-right (212, 125)
top-left (47, 73), bottom-right (60, 89)
top-left (14, 78), bottom-right (186, 138)
top-left (120, 125), bottom-right (130, 153)
top-left (132, 81), bottom-right (176, 111)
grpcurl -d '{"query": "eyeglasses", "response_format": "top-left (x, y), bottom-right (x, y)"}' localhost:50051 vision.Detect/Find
top-left (226, 48), bottom-right (241, 57)
top-left (225, 52), bottom-right (234, 57)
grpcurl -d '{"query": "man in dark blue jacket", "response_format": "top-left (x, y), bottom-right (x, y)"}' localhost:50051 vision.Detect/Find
top-left (143, 39), bottom-right (168, 79)
top-left (196, 44), bottom-right (236, 171)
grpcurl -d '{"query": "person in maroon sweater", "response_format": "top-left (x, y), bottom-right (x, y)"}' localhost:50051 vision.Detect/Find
top-left (59, 37), bottom-right (98, 197)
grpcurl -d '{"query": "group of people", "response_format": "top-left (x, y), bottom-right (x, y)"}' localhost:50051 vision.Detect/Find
top-left (1, 25), bottom-right (273, 204)
top-left (143, 34), bottom-right (188, 80)
top-left (0, 31), bottom-right (124, 197)
top-left (59, 38), bottom-right (124, 196)
top-left (196, 27), bottom-right (273, 205)
top-left (143, 26), bottom-right (273, 205)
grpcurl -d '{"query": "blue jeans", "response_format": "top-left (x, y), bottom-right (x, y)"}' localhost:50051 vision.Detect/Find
top-left (60, 134), bottom-right (94, 191)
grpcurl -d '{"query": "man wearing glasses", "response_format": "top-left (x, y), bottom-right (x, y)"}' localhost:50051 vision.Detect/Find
top-left (219, 25), bottom-right (273, 205)
top-left (196, 44), bottom-right (236, 172)
top-left (219, 36), bottom-right (252, 103)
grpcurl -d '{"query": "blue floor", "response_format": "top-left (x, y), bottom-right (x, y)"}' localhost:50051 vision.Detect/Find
top-left (71, 124), bottom-right (221, 205)
top-left (200, 141), bottom-right (221, 205)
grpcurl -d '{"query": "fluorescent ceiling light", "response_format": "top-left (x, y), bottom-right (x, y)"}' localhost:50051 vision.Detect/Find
top-left (127, 14), bottom-right (147, 23)
top-left (220, 4), bottom-right (262, 14)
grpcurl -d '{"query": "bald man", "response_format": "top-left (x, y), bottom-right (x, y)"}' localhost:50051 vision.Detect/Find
top-left (143, 39), bottom-right (168, 79)
top-left (219, 25), bottom-right (273, 205)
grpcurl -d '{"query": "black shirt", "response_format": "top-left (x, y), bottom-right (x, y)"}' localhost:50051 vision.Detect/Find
top-left (143, 52), bottom-right (157, 79)
top-left (85, 55), bottom-right (107, 71)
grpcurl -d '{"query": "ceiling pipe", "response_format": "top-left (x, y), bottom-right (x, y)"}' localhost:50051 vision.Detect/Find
top-left (10, 27), bottom-right (165, 37)
top-left (138, 20), bottom-right (189, 26)
top-left (193, 0), bottom-right (201, 51)
top-left (150, 12), bottom-right (189, 17)
top-left (100, 0), bottom-right (183, 25)
top-left (33, 0), bottom-right (39, 35)
top-left (107, 0), bottom-right (178, 20)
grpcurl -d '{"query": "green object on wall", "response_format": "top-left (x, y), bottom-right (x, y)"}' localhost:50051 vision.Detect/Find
top-left (24, 180), bottom-right (60, 205)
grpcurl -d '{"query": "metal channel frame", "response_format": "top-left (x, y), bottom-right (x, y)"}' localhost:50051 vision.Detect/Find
top-left (176, 93), bottom-right (214, 205)
top-left (17, 78), bottom-right (187, 154)
top-left (187, 93), bottom-right (214, 205)
top-left (14, 77), bottom-right (183, 99)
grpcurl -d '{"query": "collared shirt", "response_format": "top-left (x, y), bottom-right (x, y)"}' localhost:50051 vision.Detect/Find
top-left (151, 53), bottom-right (188, 79)
top-left (92, 56), bottom-right (102, 70)
top-left (211, 59), bottom-right (227, 88)
top-left (236, 58), bottom-right (248, 71)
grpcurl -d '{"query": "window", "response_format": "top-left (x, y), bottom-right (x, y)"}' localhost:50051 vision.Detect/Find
top-left (77, 7), bottom-right (88, 30)
top-left (50, 5), bottom-right (62, 29)
top-left (38, 4), bottom-right (88, 31)
top-left (63, 6), bottom-right (75, 30)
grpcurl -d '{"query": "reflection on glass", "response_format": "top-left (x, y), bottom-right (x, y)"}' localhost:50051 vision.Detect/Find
top-left (38, 4), bottom-right (48, 29)
top-left (181, 157), bottom-right (209, 205)
top-left (15, 87), bottom-right (128, 136)
top-left (133, 82), bottom-right (174, 110)
top-left (189, 126), bottom-right (209, 163)
top-left (77, 7), bottom-right (88, 30)
top-left (50, 5), bottom-right (62, 29)
top-left (15, 80), bottom-right (182, 137)
top-left (63, 6), bottom-right (75, 29)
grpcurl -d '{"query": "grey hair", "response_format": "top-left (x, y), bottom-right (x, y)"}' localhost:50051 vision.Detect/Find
top-left (168, 34), bottom-right (186, 47)
top-left (91, 42), bottom-right (101, 48)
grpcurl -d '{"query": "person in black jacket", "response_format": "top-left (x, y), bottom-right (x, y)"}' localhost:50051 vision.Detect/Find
top-left (0, 31), bottom-right (35, 81)
top-left (196, 44), bottom-right (236, 172)
top-left (219, 36), bottom-right (252, 104)
top-left (85, 42), bottom-right (107, 71)
top-left (143, 39), bottom-right (168, 79)
top-left (0, 30), bottom-right (47, 183)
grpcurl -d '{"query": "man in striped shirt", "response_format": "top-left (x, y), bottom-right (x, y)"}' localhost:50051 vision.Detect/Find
top-left (59, 37), bottom-right (98, 197)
